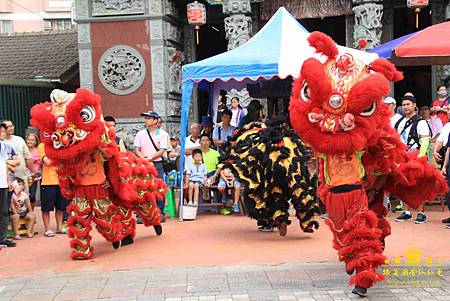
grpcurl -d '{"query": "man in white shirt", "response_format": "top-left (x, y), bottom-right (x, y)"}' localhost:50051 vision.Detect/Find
top-left (0, 123), bottom-right (19, 247)
top-left (184, 123), bottom-right (201, 171)
top-left (433, 110), bottom-right (450, 164)
top-left (0, 119), bottom-right (34, 191)
top-left (394, 95), bottom-right (431, 224)
top-left (383, 97), bottom-right (402, 127)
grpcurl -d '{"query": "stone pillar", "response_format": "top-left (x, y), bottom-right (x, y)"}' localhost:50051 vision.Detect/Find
top-left (149, 0), bottom-right (184, 138)
top-left (352, 0), bottom-right (383, 50)
top-left (222, 0), bottom-right (253, 51)
top-left (345, 14), bottom-right (354, 48)
top-left (74, 0), bottom-right (184, 145)
top-left (431, 0), bottom-right (450, 95)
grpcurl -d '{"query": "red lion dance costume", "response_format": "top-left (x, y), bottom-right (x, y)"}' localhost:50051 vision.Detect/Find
top-left (289, 32), bottom-right (447, 296)
top-left (30, 88), bottom-right (167, 260)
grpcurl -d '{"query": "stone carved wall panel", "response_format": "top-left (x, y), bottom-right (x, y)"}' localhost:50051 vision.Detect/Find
top-left (98, 45), bottom-right (146, 95)
top-left (150, 19), bottom-right (163, 40)
top-left (223, 0), bottom-right (251, 14)
top-left (184, 26), bottom-right (195, 64)
top-left (115, 123), bottom-right (145, 149)
top-left (169, 97), bottom-right (182, 116)
top-left (92, 0), bottom-right (144, 16)
top-left (151, 45), bottom-right (165, 94)
top-left (166, 22), bottom-right (182, 44)
top-left (149, 0), bottom-right (163, 15)
top-left (164, 0), bottom-right (179, 18)
top-left (79, 48), bottom-right (93, 89)
top-left (76, 0), bottom-right (89, 18)
top-left (77, 23), bottom-right (91, 43)
top-left (353, 3), bottom-right (383, 49)
top-left (152, 98), bottom-right (166, 116)
top-left (224, 14), bottom-right (252, 50)
top-left (167, 47), bottom-right (184, 94)
top-left (225, 88), bottom-right (259, 109)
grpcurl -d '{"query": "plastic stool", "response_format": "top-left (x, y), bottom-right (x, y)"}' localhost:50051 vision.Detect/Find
top-left (164, 188), bottom-right (177, 219)
top-left (5, 218), bottom-right (28, 237)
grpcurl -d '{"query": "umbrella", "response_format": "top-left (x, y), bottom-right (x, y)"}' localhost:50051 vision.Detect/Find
top-left (369, 21), bottom-right (450, 66)
top-left (368, 33), bottom-right (415, 59)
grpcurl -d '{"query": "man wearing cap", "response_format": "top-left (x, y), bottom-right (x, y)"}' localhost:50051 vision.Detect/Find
top-left (134, 111), bottom-right (169, 222)
top-left (394, 94), bottom-right (431, 224)
top-left (200, 116), bottom-right (214, 139)
top-left (383, 97), bottom-right (402, 128)
top-left (167, 136), bottom-right (180, 172)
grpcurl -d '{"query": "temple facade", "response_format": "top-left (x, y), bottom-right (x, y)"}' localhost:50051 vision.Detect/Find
top-left (74, 0), bottom-right (450, 139)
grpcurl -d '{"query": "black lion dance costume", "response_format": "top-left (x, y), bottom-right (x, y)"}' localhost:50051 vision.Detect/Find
top-left (30, 88), bottom-right (167, 260)
top-left (289, 32), bottom-right (447, 296)
top-left (221, 118), bottom-right (319, 236)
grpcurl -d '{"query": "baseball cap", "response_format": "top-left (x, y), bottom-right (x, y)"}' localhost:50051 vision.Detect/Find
top-left (201, 116), bottom-right (214, 126)
top-left (170, 136), bottom-right (179, 141)
top-left (140, 111), bottom-right (159, 119)
top-left (383, 97), bottom-right (396, 105)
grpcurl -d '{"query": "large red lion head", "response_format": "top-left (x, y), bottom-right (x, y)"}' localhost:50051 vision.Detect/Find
top-left (30, 88), bottom-right (106, 161)
top-left (290, 32), bottom-right (403, 155)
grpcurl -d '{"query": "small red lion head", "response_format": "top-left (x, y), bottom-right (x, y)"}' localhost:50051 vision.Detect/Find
top-left (289, 32), bottom-right (403, 155)
top-left (30, 88), bottom-right (106, 161)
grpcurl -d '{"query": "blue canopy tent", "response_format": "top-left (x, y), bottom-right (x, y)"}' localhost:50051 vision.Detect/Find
top-left (178, 7), bottom-right (377, 219)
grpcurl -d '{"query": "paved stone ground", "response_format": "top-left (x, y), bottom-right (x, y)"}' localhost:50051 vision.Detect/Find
top-left (0, 262), bottom-right (449, 301)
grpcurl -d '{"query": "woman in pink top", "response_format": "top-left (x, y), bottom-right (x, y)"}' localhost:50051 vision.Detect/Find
top-left (26, 132), bottom-right (40, 211)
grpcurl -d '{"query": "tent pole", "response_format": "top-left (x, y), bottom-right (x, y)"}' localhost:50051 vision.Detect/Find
top-left (179, 80), bottom-right (195, 221)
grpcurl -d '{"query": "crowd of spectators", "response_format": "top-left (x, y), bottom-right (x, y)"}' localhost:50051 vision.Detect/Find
top-left (2, 86), bottom-right (450, 248)
top-left (383, 85), bottom-right (450, 229)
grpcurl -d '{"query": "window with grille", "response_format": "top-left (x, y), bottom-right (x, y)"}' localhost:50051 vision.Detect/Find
top-left (43, 19), bottom-right (74, 31)
top-left (0, 20), bottom-right (13, 34)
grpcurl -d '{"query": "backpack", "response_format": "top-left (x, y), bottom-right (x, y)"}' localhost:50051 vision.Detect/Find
top-left (394, 115), bottom-right (432, 150)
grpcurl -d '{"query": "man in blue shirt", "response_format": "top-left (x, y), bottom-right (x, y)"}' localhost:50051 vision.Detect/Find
top-left (212, 109), bottom-right (235, 151)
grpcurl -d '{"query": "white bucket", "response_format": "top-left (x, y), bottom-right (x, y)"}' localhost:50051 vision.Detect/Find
top-left (182, 205), bottom-right (198, 220)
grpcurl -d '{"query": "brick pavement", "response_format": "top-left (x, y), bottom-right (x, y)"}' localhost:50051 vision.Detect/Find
top-left (0, 262), bottom-right (449, 301)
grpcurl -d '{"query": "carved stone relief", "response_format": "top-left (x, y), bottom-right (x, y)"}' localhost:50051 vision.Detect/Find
top-left (150, 45), bottom-right (165, 94)
top-left (77, 23), bottom-right (91, 44)
top-left (166, 22), bottom-right (182, 44)
top-left (222, 0), bottom-right (251, 14)
top-left (167, 47), bottom-right (184, 94)
top-left (92, 0), bottom-right (144, 16)
top-left (184, 26), bottom-right (195, 64)
top-left (224, 14), bottom-right (252, 50)
top-left (225, 88), bottom-right (259, 109)
top-left (76, 0), bottom-right (89, 18)
top-left (150, 19), bottom-right (163, 40)
top-left (98, 45), bottom-right (146, 95)
top-left (115, 123), bottom-right (145, 149)
top-left (437, 65), bottom-right (450, 85)
top-left (164, 0), bottom-right (179, 18)
top-left (353, 3), bottom-right (383, 49)
top-left (79, 48), bottom-right (93, 90)
top-left (149, 0), bottom-right (163, 15)
top-left (169, 97), bottom-right (182, 116)
top-left (432, 1), bottom-right (446, 24)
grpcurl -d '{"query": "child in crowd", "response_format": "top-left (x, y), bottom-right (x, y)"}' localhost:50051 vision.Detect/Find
top-left (218, 166), bottom-right (241, 214)
top-left (10, 178), bottom-right (36, 239)
top-left (186, 149), bottom-right (206, 206)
